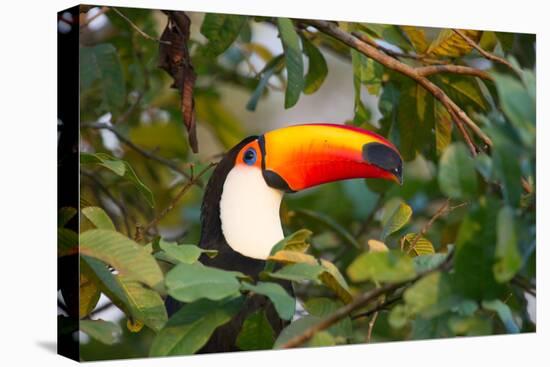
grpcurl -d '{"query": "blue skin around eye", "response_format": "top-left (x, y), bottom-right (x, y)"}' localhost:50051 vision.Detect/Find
top-left (243, 148), bottom-right (257, 165)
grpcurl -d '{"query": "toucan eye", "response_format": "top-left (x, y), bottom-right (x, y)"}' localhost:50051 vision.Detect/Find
top-left (243, 147), bottom-right (257, 165)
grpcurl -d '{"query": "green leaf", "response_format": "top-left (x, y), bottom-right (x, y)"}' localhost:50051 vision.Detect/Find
top-left (319, 259), bottom-right (353, 304)
top-left (400, 26), bottom-right (429, 53)
top-left (438, 143), bottom-right (478, 199)
top-left (82, 206), bottom-right (115, 230)
top-left (347, 250), bottom-right (416, 283)
top-left (492, 73), bottom-right (535, 146)
top-left (246, 54), bottom-right (285, 111)
top-left (80, 152), bottom-right (124, 175)
top-left (413, 253), bottom-right (447, 273)
top-left (435, 101), bottom-right (453, 156)
top-left (81, 256), bottom-right (163, 333)
top-left (301, 36), bottom-right (328, 94)
top-left (269, 229), bottom-right (312, 256)
top-left (200, 14), bottom-right (247, 56)
top-left (486, 126), bottom-right (522, 207)
top-left (236, 310), bottom-right (275, 350)
top-left (150, 296), bottom-right (244, 356)
top-left (482, 299), bottom-right (519, 334)
top-left (158, 240), bottom-right (215, 264)
top-left (274, 315), bottom-right (322, 348)
top-left (241, 282), bottom-right (295, 320)
top-left (351, 48), bottom-right (383, 95)
top-left (80, 267), bottom-right (101, 319)
top-left (166, 263), bottom-right (242, 303)
top-left (403, 272), bottom-right (454, 317)
top-left (118, 275), bottom-right (168, 332)
top-left (436, 74), bottom-right (488, 111)
top-left (453, 201), bottom-right (505, 300)
top-left (448, 315), bottom-right (492, 336)
top-left (426, 29), bottom-right (482, 57)
top-left (493, 206), bottom-right (521, 282)
top-left (80, 43), bottom-right (126, 112)
top-left (80, 152), bottom-right (154, 207)
top-left (58, 207), bottom-right (77, 228)
top-left (394, 82), bottom-right (437, 160)
top-left (304, 297), bottom-right (352, 339)
top-left (308, 331), bottom-right (336, 347)
top-left (380, 199), bottom-right (413, 240)
top-left (268, 262), bottom-right (324, 282)
top-left (80, 229), bottom-right (164, 291)
top-left (267, 250), bottom-right (318, 265)
top-left (277, 18), bottom-right (304, 108)
top-left (402, 233), bottom-right (435, 256)
top-left (80, 319), bottom-right (122, 345)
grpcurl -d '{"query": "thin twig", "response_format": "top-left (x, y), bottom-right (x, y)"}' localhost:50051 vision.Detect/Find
top-left (82, 122), bottom-right (200, 185)
top-left (115, 92), bottom-right (143, 125)
top-left (352, 32), bottom-right (449, 65)
top-left (143, 162), bottom-right (216, 236)
top-left (302, 21), bottom-right (492, 152)
top-left (81, 170), bottom-right (133, 235)
top-left (404, 200), bottom-right (467, 255)
top-left (111, 7), bottom-right (171, 45)
top-left (366, 311), bottom-right (379, 342)
top-left (280, 252), bottom-right (453, 348)
top-left (352, 292), bottom-right (404, 320)
top-left (452, 29), bottom-right (519, 75)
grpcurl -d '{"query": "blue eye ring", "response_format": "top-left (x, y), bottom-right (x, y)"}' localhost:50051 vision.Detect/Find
top-left (243, 147), bottom-right (257, 165)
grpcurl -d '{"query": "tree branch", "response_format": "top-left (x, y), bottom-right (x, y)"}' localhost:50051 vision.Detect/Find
top-left (81, 122), bottom-right (201, 186)
top-left (142, 162), bottom-right (216, 238)
top-left (452, 29), bottom-right (519, 75)
top-left (302, 20), bottom-right (493, 152)
top-left (403, 200), bottom-right (467, 255)
top-left (279, 252), bottom-right (453, 348)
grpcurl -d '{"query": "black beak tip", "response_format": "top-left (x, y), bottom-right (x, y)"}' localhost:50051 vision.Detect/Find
top-left (363, 142), bottom-right (403, 185)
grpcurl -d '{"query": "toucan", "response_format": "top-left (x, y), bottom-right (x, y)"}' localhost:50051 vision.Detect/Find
top-left (166, 123), bottom-right (403, 352)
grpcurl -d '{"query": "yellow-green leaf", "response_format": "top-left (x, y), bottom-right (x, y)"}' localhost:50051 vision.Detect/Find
top-left (267, 250), bottom-right (318, 265)
top-left (368, 239), bottom-right (389, 252)
top-left (401, 26), bottom-right (429, 53)
top-left (426, 29), bottom-right (482, 57)
top-left (402, 233), bottom-right (435, 256)
top-left (80, 229), bottom-right (164, 292)
top-left (80, 319), bottom-right (122, 345)
top-left (380, 199), bottom-right (413, 240)
top-left (82, 206), bottom-right (115, 231)
top-left (347, 250), bottom-right (417, 283)
top-left (319, 259), bottom-right (353, 304)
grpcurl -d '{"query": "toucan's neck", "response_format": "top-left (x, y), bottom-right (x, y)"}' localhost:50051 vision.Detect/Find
top-left (199, 136), bottom-right (283, 275)
top-left (220, 165), bottom-right (284, 260)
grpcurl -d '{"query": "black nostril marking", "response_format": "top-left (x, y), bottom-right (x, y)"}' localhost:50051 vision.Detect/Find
top-left (363, 142), bottom-right (402, 175)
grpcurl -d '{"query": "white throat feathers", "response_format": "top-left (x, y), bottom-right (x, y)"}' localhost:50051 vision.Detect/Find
top-left (219, 165), bottom-right (284, 260)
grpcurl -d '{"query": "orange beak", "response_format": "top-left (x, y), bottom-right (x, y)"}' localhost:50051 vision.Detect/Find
top-left (259, 123), bottom-right (402, 192)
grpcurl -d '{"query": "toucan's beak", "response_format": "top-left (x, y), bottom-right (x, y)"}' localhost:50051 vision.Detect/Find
top-left (260, 123), bottom-right (402, 192)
